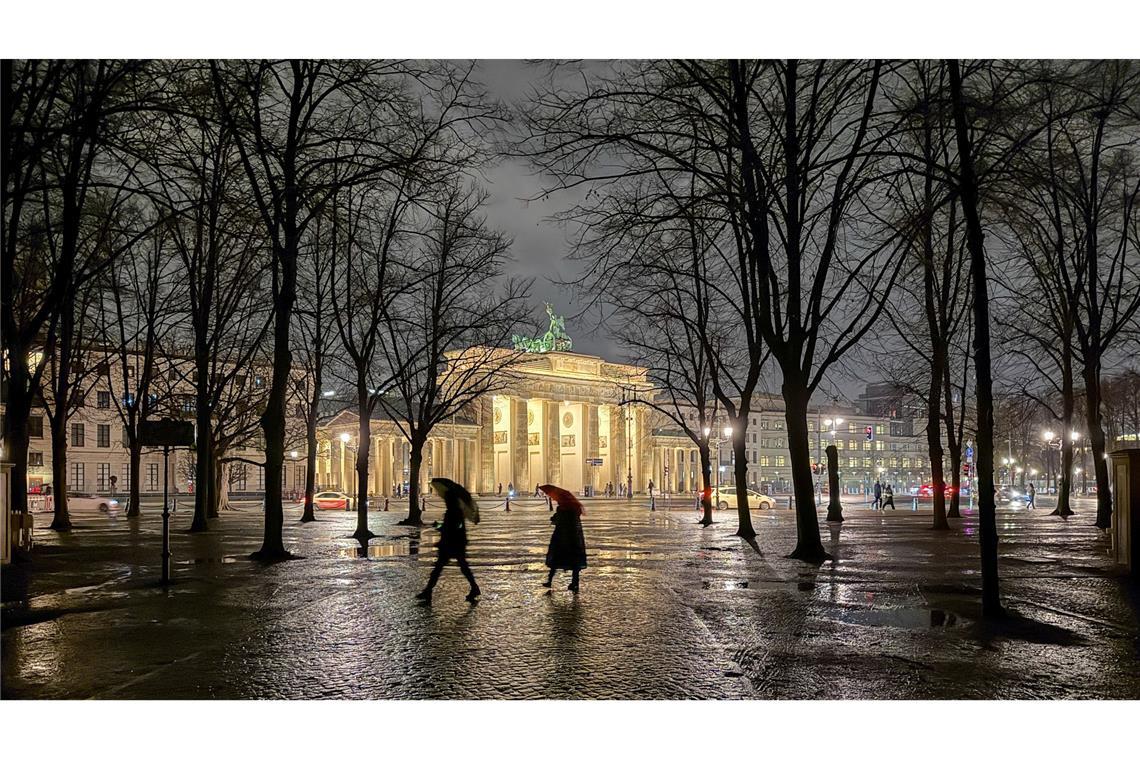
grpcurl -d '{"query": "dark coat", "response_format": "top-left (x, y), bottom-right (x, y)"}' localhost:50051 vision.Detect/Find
top-left (435, 494), bottom-right (468, 559)
top-left (546, 510), bottom-right (587, 570)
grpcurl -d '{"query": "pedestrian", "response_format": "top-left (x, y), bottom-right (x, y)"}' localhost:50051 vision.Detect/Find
top-left (534, 483), bottom-right (541, 497)
top-left (872, 481), bottom-right (882, 510)
top-left (497, 482), bottom-right (502, 496)
top-left (507, 481), bottom-right (514, 498)
top-left (648, 479), bottom-right (655, 499)
top-left (416, 477), bottom-right (481, 604)
top-left (884, 483), bottom-right (895, 510)
top-left (1026, 482), bottom-right (1036, 509)
top-left (538, 484), bottom-right (587, 593)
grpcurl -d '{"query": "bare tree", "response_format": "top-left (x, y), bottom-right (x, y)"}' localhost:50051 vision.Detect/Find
top-left (378, 183), bottom-right (530, 526)
top-left (328, 179), bottom-right (418, 542)
top-left (211, 59), bottom-right (502, 560)
top-left (520, 60), bottom-right (907, 561)
top-left (2, 60), bottom-right (154, 521)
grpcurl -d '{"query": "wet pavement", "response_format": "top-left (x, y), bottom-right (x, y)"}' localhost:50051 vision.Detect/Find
top-left (3, 495), bottom-right (1138, 699)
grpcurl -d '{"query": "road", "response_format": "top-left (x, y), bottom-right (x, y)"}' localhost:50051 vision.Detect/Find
top-left (3, 496), bottom-right (1137, 699)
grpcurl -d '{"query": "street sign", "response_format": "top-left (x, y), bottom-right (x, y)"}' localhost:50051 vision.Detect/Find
top-left (966, 445), bottom-right (974, 462)
top-left (865, 425), bottom-right (874, 441)
top-left (139, 419), bottom-right (195, 448)
top-left (586, 458), bottom-right (604, 466)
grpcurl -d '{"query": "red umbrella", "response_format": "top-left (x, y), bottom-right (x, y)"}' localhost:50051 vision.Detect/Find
top-left (538, 484), bottom-right (584, 515)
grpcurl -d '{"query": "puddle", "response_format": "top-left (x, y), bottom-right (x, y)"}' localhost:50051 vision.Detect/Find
top-left (339, 541), bottom-right (414, 559)
top-left (701, 580), bottom-right (750, 590)
top-left (174, 556), bottom-right (240, 565)
top-left (828, 607), bottom-right (961, 629)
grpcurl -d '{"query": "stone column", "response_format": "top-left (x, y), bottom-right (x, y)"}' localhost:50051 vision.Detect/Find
top-left (478, 396), bottom-right (494, 494)
top-left (511, 397), bottom-right (528, 493)
top-left (544, 400), bottom-right (561, 486)
top-left (610, 405), bottom-right (627, 493)
top-left (585, 403), bottom-right (600, 493)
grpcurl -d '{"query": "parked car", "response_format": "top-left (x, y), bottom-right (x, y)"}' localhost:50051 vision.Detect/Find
top-left (712, 485), bottom-right (777, 510)
top-left (918, 482), bottom-right (956, 498)
top-left (313, 491), bottom-right (354, 511)
top-left (66, 493), bottom-right (122, 515)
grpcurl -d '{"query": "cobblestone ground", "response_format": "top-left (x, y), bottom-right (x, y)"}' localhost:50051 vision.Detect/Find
top-left (2, 495), bottom-right (1138, 699)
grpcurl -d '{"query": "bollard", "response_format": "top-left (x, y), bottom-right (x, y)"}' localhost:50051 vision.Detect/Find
top-left (548, 496), bottom-right (553, 511)
top-left (505, 496), bottom-right (511, 512)
top-left (650, 496), bottom-right (655, 512)
top-left (788, 495), bottom-right (793, 510)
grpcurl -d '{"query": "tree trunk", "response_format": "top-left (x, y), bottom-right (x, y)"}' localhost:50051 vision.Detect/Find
top-left (949, 59), bottom-right (1001, 618)
top-left (1082, 360), bottom-right (1112, 529)
top-left (49, 409), bottom-right (71, 531)
top-left (401, 441), bottom-right (425, 526)
top-left (301, 416), bottom-right (318, 523)
top-left (1, 350), bottom-right (34, 516)
top-left (353, 394), bottom-right (374, 542)
top-left (697, 440), bottom-right (714, 526)
top-left (782, 379), bottom-right (829, 562)
top-left (300, 387), bottom-right (320, 523)
top-left (127, 438), bottom-right (142, 517)
top-left (1052, 346), bottom-right (1075, 518)
top-left (207, 455), bottom-right (222, 518)
top-left (191, 372), bottom-right (212, 531)
top-left (928, 368), bottom-right (949, 530)
top-left (252, 236), bottom-right (297, 561)
top-left (942, 361), bottom-right (963, 518)
top-left (732, 431), bottom-right (756, 539)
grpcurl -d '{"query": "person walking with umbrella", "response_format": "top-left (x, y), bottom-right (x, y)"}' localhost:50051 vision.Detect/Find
top-left (416, 477), bottom-right (481, 604)
top-left (538, 484), bottom-right (587, 593)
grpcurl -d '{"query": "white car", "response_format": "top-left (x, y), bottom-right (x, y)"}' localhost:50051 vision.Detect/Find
top-left (712, 486), bottom-right (776, 510)
top-left (66, 493), bottom-right (122, 515)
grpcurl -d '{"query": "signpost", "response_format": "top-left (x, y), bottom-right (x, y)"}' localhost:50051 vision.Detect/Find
top-left (139, 420), bottom-right (194, 585)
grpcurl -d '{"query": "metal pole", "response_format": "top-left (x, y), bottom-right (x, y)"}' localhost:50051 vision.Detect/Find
top-left (161, 445), bottom-right (171, 586)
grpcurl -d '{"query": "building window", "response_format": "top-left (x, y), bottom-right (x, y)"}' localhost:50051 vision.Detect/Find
top-left (256, 467), bottom-right (265, 491)
top-left (97, 424), bottom-right (111, 448)
top-left (71, 423), bottom-right (85, 447)
top-left (849, 457), bottom-right (858, 468)
top-left (233, 465), bottom-right (248, 492)
top-left (97, 463), bottom-right (111, 490)
top-left (146, 463), bottom-right (159, 491)
top-left (68, 461), bottom-right (85, 491)
top-left (760, 456), bottom-right (770, 467)
top-left (121, 463), bottom-right (131, 490)
top-left (97, 391), bottom-right (111, 408)
top-left (875, 424), bottom-right (886, 435)
top-left (776, 456), bottom-right (785, 467)
top-left (29, 415), bottom-right (44, 438)
top-left (29, 451), bottom-right (44, 467)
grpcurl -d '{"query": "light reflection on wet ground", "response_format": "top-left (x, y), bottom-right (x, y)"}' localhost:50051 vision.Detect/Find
top-left (2, 496), bottom-right (1138, 699)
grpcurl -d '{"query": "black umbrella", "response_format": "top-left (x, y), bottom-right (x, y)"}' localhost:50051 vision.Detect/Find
top-left (429, 477), bottom-right (479, 524)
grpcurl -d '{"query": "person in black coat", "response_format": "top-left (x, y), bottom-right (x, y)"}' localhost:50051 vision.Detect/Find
top-left (542, 502), bottom-right (587, 592)
top-left (416, 486), bottom-right (480, 603)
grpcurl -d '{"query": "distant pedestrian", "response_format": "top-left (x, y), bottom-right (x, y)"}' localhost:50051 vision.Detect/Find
top-left (648, 479), bottom-right (655, 498)
top-left (497, 482), bottom-right (502, 496)
top-left (884, 484), bottom-right (895, 510)
top-left (538, 484), bottom-right (587, 593)
top-left (416, 478), bottom-right (481, 604)
top-left (1026, 482), bottom-right (1036, 509)
top-left (872, 481), bottom-right (882, 510)
top-left (534, 483), bottom-right (541, 497)
top-left (507, 481), bottom-right (515, 498)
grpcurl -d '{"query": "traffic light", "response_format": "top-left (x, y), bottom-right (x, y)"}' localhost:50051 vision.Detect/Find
top-left (865, 425), bottom-right (873, 441)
